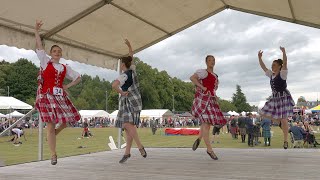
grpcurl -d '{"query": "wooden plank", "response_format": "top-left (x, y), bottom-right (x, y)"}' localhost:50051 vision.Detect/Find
top-left (0, 148), bottom-right (319, 180)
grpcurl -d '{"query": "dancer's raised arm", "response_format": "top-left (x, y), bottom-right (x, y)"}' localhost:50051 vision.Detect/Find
top-left (35, 20), bottom-right (44, 50)
top-left (125, 39), bottom-right (133, 58)
top-left (280, 46), bottom-right (287, 70)
top-left (258, 50), bottom-right (268, 72)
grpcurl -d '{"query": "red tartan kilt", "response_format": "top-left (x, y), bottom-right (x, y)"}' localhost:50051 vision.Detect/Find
top-left (191, 91), bottom-right (226, 126)
top-left (35, 93), bottom-right (80, 124)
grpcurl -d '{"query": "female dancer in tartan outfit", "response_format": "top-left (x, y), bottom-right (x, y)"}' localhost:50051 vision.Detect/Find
top-left (258, 47), bottom-right (295, 149)
top-left (34, 20), bottom-right (81, 165)
top-left (112, 39), bottom-right (147, 163)
top-left (190, 55), bottom-right (227, 160)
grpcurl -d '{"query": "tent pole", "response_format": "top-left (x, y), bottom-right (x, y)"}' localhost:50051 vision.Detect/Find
top-left (38, 115), bottom-right (43, 161)
top-left (117, 59), bottom-right (121, 149)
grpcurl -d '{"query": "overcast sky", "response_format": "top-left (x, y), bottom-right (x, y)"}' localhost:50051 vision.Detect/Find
top-left (1, 10), bottom-right (320, 106)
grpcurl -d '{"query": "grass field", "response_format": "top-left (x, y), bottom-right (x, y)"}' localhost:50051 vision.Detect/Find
top-left (1, 126), bottom-right (319, 166)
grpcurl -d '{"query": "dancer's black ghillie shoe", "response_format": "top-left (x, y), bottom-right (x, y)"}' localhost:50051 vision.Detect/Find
top-left (119, 154), bottom-right (131, 163)
top-left (207, 151), bottom-right (218, 160)
top-left (139, 147), bottom-right (147, 158)
top-left (51, 154), bottom-right (57, 165)
top-left (192, 138), bottom-right (201, 151)
top-left (283, 141), bottom-right (288, 149)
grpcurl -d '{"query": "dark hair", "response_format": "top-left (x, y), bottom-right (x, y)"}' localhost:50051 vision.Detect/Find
top-left (273, 59), bottom-right (283, 70)
top-left (121, 56), bottom-right (133, 68)
top-left (50, 45), bottom-right (62, 52)
top-left (205, 55), bottom-right (214, 62)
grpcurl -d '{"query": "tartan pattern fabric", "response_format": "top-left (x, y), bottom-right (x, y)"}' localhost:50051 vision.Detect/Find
top-left (35, 67), bottom-right (80, 125)
top-left (262, 129), bottom-right (271, 138)
top-left (36, 92), bottom-right (81, 125)
top-left (260, 90), bottom-right (295, 120)
top-left (239, 128), bottom-right (247, 135)
top-left (116, 69), bottom-right (142, 128)
top-left (191, 87), bottom-right (226, 126)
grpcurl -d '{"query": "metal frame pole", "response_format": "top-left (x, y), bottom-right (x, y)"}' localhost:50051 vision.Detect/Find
top-left (38, 115), bottom-right (43, 161)
top-left (117, 59), bottom-right (121, 149)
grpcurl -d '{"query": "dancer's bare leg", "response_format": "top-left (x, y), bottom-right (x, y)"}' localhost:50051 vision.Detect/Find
top-left (46, 122), bottom-right (56, 156)
top-left (124, 129), bottom-right (133, 155)
top-left (55, 123), bottom-right (67, 135)
top-left (201, 123), bottom-right (213, 152)
top-left (280, 119), bottom-right (288, 142)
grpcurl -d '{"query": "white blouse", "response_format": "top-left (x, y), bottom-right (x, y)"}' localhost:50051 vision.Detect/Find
top-left (265, 69), bottom-right (288, 80)
top-left (195, 69), bottom-right (209, 80)
top-left (36, 49), bottom-right (80, 81)
top-left (116, 65), bottom-right (136, 87)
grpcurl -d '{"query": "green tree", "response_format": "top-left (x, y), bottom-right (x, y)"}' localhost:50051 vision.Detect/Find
top-left (5, 59), bottom-right (38, 102)
top-left (231, 85), bottom-right (252, 112)
top-left (218, 98), bottom-right (237, 112)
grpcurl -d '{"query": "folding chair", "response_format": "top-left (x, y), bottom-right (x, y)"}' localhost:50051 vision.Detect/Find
top-left (290, 132), bottom-right (303, 148)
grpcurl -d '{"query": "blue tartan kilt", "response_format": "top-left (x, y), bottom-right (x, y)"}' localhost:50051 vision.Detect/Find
top-left (262, 129), bottom-right (271, 138)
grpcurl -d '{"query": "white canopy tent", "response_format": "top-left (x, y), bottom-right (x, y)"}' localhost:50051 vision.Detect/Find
top-left (109, 110), bottom-right (119, 120)
top-left (0, 96), bottom-right (33, 110)
top-left (79, 110), bottom-right (109, 119)
top-left (1, 0), bottom-right (319, 70)
top-left (2, 0), bottom-right (319, 161)
top-left (6, 110), bottom-right (25, 118)
top-left (140, 109), bottom-right (173, 119)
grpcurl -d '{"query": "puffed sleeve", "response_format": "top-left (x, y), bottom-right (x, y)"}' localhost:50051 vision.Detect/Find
top-left (65, 65), bottom-right (80, 81)
top-left (36, 49), bottom-right (50, 69)
top-left (195, 69), bottom-right (208, 80)
top-left (265, 69), bottom-right (272, 78)
top-left (116, 73), bottom-right (128, 87)
top-left (280, 70), bottom-right (288, 80)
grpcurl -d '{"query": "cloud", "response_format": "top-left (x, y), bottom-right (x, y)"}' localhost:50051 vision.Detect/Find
top-left (1, 10), bottom-right (320, 105)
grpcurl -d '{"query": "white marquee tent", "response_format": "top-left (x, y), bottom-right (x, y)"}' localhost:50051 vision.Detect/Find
top-left (0, 96), bottom-right (33, 110)
top-left (6, 110), bottom-right (25, 118)
top-left (79, 110), bottom-right (109, 119)
top-left (140, 109), bottom-right (173, 119)
top-left (1, 0), bottom-right (319, 71)
top-left (109, 109), bottom-right (173, 120)
top-left (109, 110), bottom-right (119, 120)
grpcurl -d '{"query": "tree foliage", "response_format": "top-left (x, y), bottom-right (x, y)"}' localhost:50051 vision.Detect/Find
top-left (0, 58), bottom-right (252, 113)
top-left (231, 85), bottom-right (252, 112)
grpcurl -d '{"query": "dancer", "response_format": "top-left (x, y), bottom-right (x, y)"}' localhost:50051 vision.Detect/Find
top-left (191, 55), bottom-right (227, 160)
top-left (258, 47), bottom-right (295, 149)
top-left (34, 20), bottom-right (81, 165)
top-left (112, 39), bottom-right (146, 163)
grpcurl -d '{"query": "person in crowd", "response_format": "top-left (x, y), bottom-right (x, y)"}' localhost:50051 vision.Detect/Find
top-left (211, 124), bottom-right (223, 144)
top-left (230, 116), bottom-right (238, 139)
top-left (10, 127), bottom-right (26, 145)
top-left (261, 118), bottom-right (272, 146)
top-left (238, 114), bottom-right (247, 143)
top-left (253, 115), bottom-right (261, 145)
top-left (289, 122), bottom-right (306, 142)
top-left (246, 113), bottom-right (254, 147)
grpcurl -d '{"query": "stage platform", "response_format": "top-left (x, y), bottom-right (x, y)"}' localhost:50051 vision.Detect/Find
top-left (0, 148), bottom-right (319, 180)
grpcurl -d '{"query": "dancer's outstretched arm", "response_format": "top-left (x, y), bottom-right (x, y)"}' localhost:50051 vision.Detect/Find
top-left (258, 50), bottom-right (268, 72)
top-left (35, 20), bottom-right (44, 50)
top-left (125, 39), bottom-right (133, 58)
top-left (280, 46), bottom-right (287, 70)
